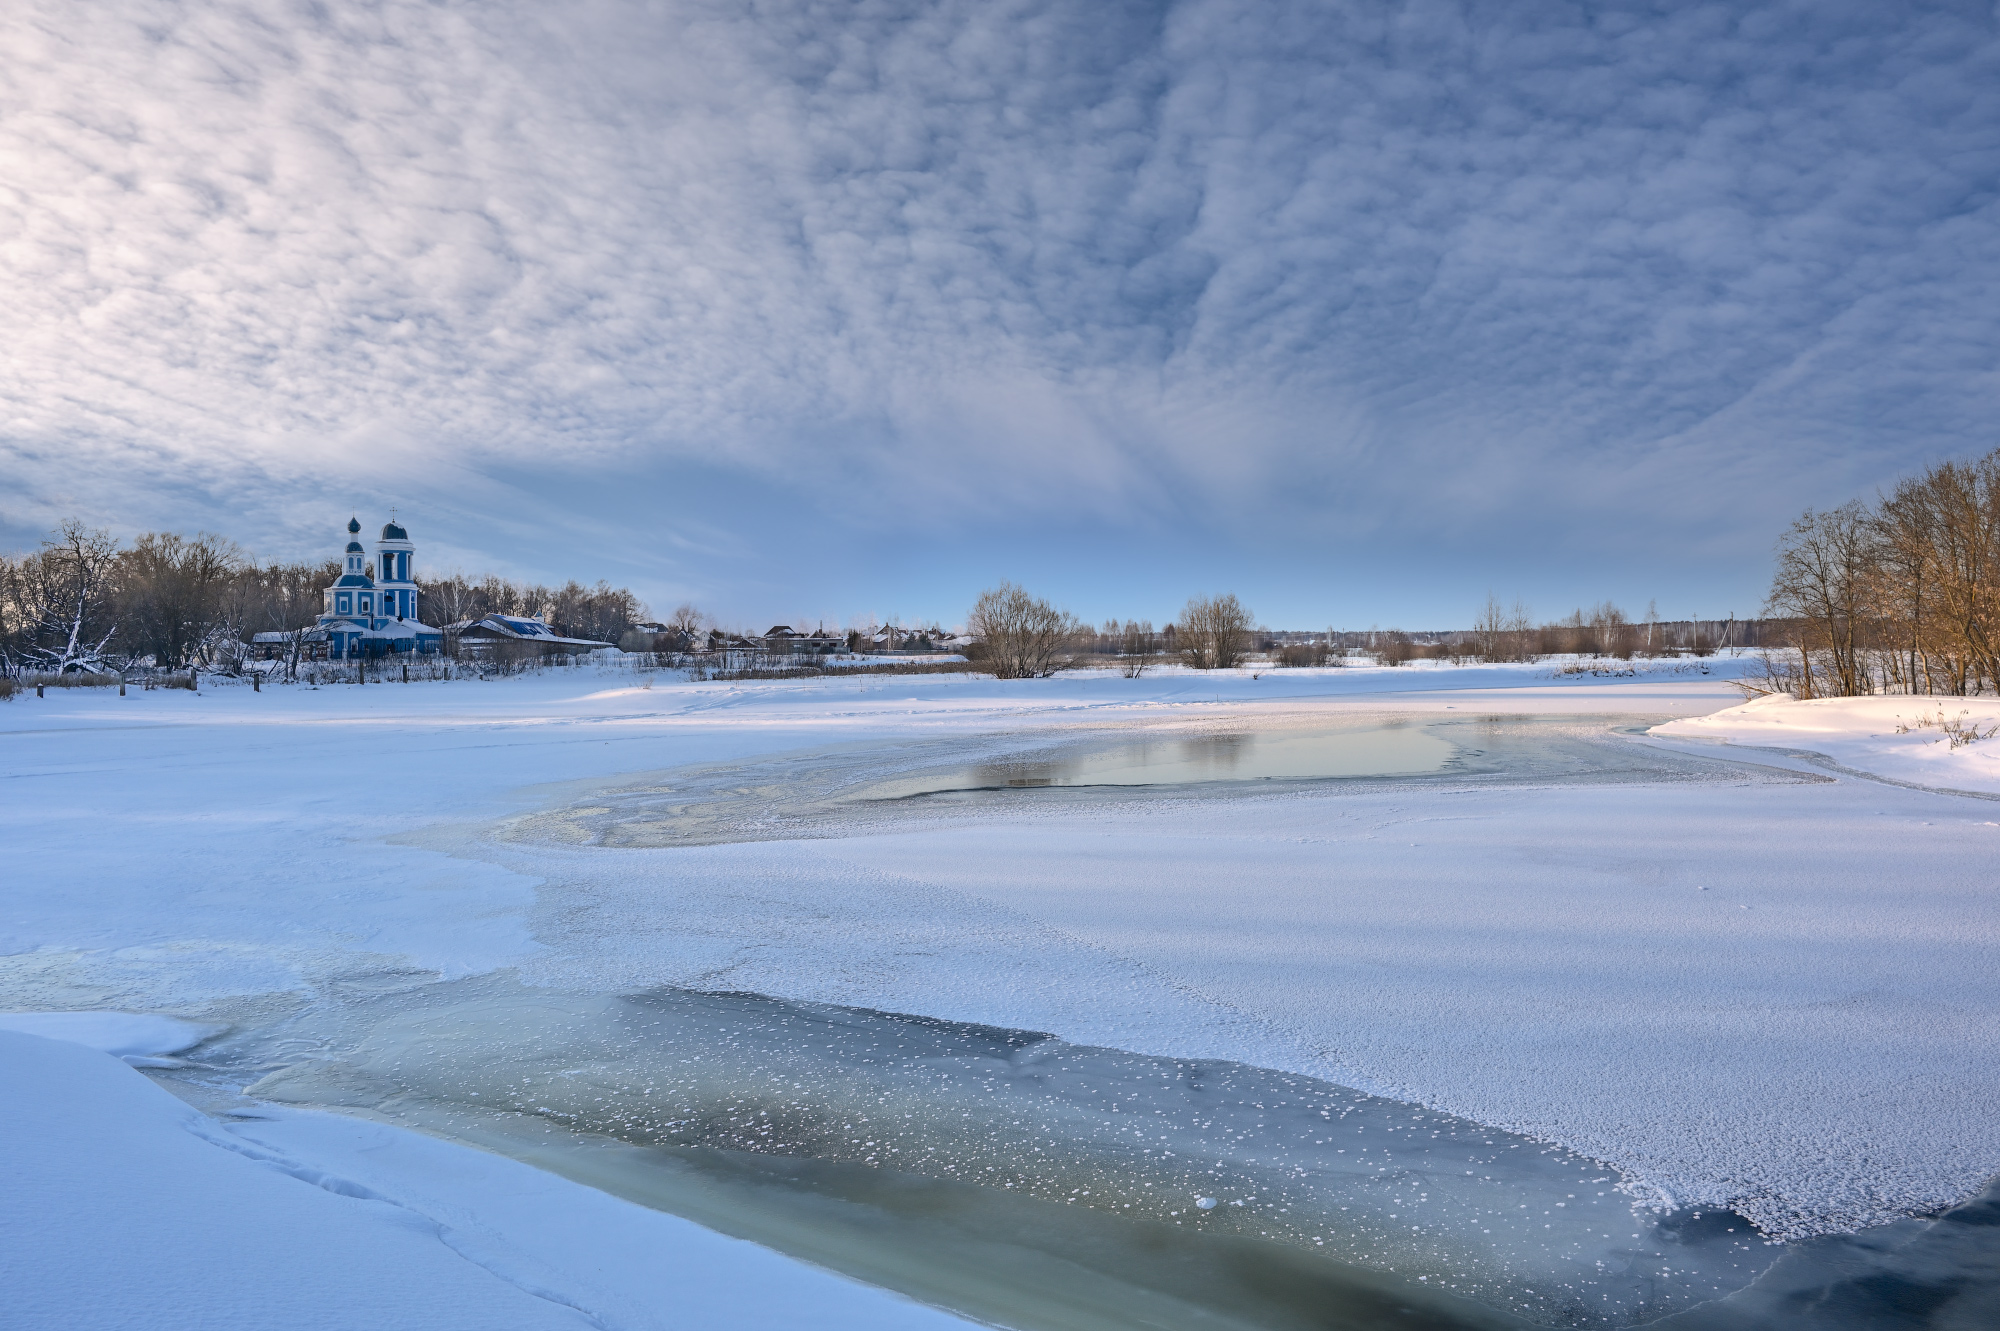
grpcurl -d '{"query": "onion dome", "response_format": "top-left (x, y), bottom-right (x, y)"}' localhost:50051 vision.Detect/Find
top-left (348, 516), bottom-right (361, 534)
top-left (381, 521), bottom-right (409, 541)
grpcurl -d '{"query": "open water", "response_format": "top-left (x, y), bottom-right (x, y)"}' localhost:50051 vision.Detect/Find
top-left (159, 977), bottom-right (1997, 1331)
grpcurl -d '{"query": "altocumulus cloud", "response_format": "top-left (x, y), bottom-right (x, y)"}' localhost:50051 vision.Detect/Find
top-left (2, 0), bottom-right (1996, 625)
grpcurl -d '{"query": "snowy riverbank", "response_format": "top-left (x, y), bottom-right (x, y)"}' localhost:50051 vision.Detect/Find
top-left (0, 1017), bottom-right (975, 1330)
top-left (1655, 693), bottom-right (2000, 795)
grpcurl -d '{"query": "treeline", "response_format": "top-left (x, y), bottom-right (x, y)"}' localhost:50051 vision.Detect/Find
top-left (1460, 600), bottom-right (1749, 663)
top-left (0, 520), bottom-right (646, 674)
top-left (1765, 447), bottom-right (2000, 697)
top-left (968, 586), bottom-right (1257, 678)
top-left (969, 581), bottom-right (1740, 679)
top-left (414, 573), bottom-right (642, 647)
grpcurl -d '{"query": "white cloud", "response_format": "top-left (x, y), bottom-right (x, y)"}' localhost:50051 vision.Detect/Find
top-left (2, 0), bottom-right (1996, 621)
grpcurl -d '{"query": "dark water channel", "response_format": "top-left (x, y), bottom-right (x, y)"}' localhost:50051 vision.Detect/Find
top-left (161, 980), bottom-right (1997, 1331)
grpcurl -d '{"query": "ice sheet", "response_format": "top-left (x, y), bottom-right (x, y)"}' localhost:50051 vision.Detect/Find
top-left (2, 660), bottom-right (1994, 1305)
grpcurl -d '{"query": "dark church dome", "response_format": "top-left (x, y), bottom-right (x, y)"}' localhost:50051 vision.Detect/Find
top-left (381, 521), bottom-right (408, 541)
top-left (347, 516), bottom-right (361, 534)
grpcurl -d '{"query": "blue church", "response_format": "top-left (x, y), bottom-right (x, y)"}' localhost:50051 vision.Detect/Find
top-left (317, 516), bottom-right (444, 658)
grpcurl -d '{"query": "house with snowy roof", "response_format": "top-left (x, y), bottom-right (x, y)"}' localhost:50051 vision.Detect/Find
top-left (758, 625), bottom-right (844, 656)
top-left (447, 614), bottom-right (616, 657)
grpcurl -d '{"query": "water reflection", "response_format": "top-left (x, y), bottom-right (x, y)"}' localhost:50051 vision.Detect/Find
top-left (522, 715), bottom-right (1820, 849)
top-left (868, 726), bottom-right (1460, 799)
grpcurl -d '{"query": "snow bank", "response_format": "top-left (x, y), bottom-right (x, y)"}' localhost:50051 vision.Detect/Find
top-left (0, 1010), bottom-right (222, 1059)
top-left (0, 1030), bottom-right (976, 1330)
top-left (1655, 694), bottom-right (2000, 795)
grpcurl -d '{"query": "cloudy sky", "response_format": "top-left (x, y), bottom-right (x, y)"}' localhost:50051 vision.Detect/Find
top-left (3, 1), bottom-right (1995, 630)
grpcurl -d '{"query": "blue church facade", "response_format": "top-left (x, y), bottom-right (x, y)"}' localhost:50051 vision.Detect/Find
top-left (317, 516), bottom-right (444, 658)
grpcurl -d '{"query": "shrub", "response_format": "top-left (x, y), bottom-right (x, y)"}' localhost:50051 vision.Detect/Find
top-left (1376, 631), bottom-right (1414, 666)
top-left (1178, 594), bottom-right (1252, 670)
top-left (967, 583), bottom-right (1081, 679)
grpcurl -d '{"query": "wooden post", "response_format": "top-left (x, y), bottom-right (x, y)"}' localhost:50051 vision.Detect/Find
top-left (37, 684), bottom-right (44, 697)
top-left (402, 663), bottom-right (408, 683)
top-left (253, 672), bottom-right (261, 692)
top-left (119, 680), bottom-right (126, 696)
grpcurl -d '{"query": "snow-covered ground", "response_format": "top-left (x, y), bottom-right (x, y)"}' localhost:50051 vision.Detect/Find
top-left (0, 1019), bottom-right (977, 1330)
top-left (1655, 692), bottom-right (2000, 795)
top-left (3, 657), bottom-right (1996, 1323)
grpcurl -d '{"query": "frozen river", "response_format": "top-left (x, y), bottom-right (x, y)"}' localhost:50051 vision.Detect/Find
top-left (5, 667), bottom-right (1997, 1329)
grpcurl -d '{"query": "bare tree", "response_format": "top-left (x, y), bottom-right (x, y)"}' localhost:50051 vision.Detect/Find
top-left (667, 602), bottom-right (705, 645)
top-left (1587, 602), bottom-right (1636, 660)
top-left (10, 521), bottom-right (122, 672)
top-left (116, 531), bottom-right (244, 669)
top-left (1274, 639), bottom-right (1330, 667)
top-left (544, 580), bottom-right (645, 643)
top-left (1887, 455), bottom-right (2000, 693)
top-left (238, 559), bottom-right (338, 680)
top-left (415, 571), bottom-right (646, 643)
top-left (1177, 593), bottom-right (1252, 670)
top-left (1118, 618), bottom-right (1156, 677)
top-left (1766, 502), bottom-right (1873, 698)
top-left (1470, 595), bottom-right (1543, 663)
top-left (1472, 595), bottom-right (1506, 662)
top-left (968, 582), bottom-right (1080, 678)
top-left (417, 569), bottom-right (485, 627)
top-left (1376, 629), bottom-right (1415, 667)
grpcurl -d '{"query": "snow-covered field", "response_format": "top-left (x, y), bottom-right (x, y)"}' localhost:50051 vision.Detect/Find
top-left (3, 658), bottom-right (1996, 1326)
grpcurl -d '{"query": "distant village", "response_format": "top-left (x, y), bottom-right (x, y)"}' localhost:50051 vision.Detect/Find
top-left (5, 509), bottom-right (1760, 683)
top-left (238, 516), bottom-right (969, 666)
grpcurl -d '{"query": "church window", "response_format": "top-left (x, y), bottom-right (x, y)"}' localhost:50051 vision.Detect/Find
top-left (337, 594), bottom-right (351, 614)
top-left (360, 595), bottom-right (371, 614)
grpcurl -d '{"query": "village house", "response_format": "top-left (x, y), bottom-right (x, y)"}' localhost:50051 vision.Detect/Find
top-left (758, 625), bottom-right (845, 656)
top-left (446, 614), bottom-right (617, 657)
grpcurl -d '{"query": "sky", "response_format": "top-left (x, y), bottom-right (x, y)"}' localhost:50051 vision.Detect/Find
top-left (2, 1), bottom-right (1996, 631)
